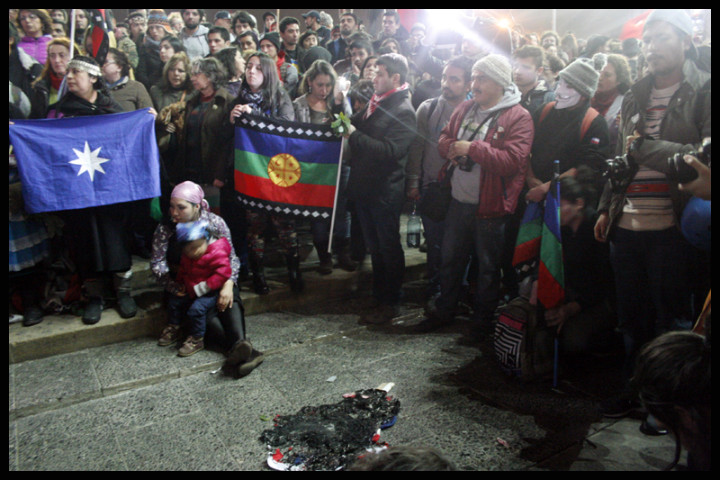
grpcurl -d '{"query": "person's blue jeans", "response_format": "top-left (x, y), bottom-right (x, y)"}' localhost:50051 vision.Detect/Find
top-left (354, 195), bottom-right (405, 305)
top-left (435, 199), bottom-right (508, 322)
top-left (609, 226), bottom-right (693, 380)
top-left (167, 292), bottom-right (218, 338)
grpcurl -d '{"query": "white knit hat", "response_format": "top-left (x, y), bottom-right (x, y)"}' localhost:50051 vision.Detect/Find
top-left (473, 54), bottom-right (512, 88)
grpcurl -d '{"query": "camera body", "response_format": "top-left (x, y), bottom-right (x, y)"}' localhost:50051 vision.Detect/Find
top-left (603, 138), bottom-right (710, 191)
top-left (667, 138), bottom-right (711, 184)
top-left (455, 155), bottom-right (474, 172)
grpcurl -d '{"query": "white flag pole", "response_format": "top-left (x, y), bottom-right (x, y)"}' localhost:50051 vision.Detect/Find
top-left (327, 138), bottom-right (345, 253)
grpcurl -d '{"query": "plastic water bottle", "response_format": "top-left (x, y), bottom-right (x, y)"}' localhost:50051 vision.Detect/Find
top-left (406, 203), bottom-right (422, 248)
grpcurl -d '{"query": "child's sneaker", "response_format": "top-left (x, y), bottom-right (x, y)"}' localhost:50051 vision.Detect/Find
top-left (178, 336), bottom-right (204, 357)
top-left (158, 324), bottom-right (181, 346)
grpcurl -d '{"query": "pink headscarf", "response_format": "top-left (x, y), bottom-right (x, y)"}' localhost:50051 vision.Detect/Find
top-left (170, 181), bottom-right (210, 211)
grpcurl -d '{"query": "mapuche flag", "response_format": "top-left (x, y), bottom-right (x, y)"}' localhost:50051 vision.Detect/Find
top-left (537, 178), bottom-right (565, 309)
top-left (512, 179), bottom-right (565, 309)
top-left (234, 114), bottom-right (343, 219)
top-left (9, 108), bottom-right (161, 214)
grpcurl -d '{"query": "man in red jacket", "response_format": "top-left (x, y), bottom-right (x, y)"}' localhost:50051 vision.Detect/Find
top-left (416, 54), bottom-right (534, 333)
top-left (160, 220), bottom-right (232, 356)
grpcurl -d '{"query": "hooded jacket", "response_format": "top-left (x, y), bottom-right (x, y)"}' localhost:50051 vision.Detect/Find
top-left (438, 87), bottom-right (534, 218)
top-left (177, 236), bottom-right (232, 298)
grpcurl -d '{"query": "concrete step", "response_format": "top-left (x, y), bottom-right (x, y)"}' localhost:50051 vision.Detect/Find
top-left (9, 244), bottom-right (428, 364)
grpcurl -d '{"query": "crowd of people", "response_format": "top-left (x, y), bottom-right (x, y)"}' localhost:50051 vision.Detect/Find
top-left (9, 9), bottom-right (710, 469)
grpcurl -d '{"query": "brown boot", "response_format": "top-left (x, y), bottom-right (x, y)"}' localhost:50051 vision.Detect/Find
top-left (158, 324), bottom-right (181, 346)
top-left (178, 335), bottom-right (204, 357)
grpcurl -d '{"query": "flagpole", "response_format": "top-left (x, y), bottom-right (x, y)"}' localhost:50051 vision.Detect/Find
top-left (327, 139), bottom-right (345, 253)
top-left (552, 159), bottom-right (561, 390)
top-left (69, 10), bottom-right (76, 60)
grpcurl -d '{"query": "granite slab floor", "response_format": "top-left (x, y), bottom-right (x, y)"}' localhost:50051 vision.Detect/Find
top-left (10, 295), bottom-right (680, 471)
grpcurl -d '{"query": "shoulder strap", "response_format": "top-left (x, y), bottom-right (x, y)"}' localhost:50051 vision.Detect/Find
top-left (580, 107), bottom-right (600, 140)
top-left (538, 101), bottom-right (600, 141)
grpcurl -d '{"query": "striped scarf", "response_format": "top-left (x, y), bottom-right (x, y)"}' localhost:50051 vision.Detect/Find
top-left (364, 82), bottom-right (409, 119)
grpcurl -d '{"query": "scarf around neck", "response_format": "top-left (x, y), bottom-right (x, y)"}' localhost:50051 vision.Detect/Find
top-left (364, 82), bottom-right (408, 119)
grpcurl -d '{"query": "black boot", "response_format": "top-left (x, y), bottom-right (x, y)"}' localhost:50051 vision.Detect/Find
top-left (286, 250), bottom-right (305, 293)
top-left (114, 271), bottom-right (137, 319)
top-left (249, 252), bottom-right (269, 295)
top-left (334, 238), bottom-right (357, 272)
top-left (314, 241), bottom-right (333, 275)
top-left (82, 279), bottom-right (104, 325)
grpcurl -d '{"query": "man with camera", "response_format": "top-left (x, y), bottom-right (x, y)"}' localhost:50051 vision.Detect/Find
top-left (593, 9), bottom-right (711, 419)
top-left (415, 54), bottom-right (534, 332)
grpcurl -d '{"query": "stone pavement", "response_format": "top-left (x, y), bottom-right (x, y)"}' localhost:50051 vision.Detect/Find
top-left (9, 218), bottom-right (683, 471)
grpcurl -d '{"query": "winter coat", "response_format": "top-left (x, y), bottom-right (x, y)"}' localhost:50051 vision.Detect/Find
top-left (173, 87), bottom-right (236, 185)
top-left (347, 88), bottom-right (416, 203)
top-left (438, 99), bottom-right (534, 218)
top-left (597, 59), bottom-right (711, 237)
top-left (177, 236), bottom-right (232, 298)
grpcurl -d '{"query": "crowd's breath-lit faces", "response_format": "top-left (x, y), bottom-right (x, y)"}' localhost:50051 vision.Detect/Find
top-left (372, 64), bottom-right (397, 96)
top-left (470, 71), bottom-right (504, 110)
top-left (512, 57), bottom-right (540, 89)
top-left (190, 69), bottom-right (213, 95)
top-left (339, 14), bottom-right (356, 37)
top-left (596, 62), bottom-right (619, 94)
top-left (18, 11), bottom-right (42, 37)
top-left (362, 58), bottom-right (378, 81)
top-left (302, 34), bottom-right (318, 50)
top-left (560, 198), bottom-right (585, 228)
top-left (167, 61), bottom-right (187, 89)
top-left (182, 238), bottom-right (208, 261)
top-left (159, 39), bottom-right (177, 63)
top-left (382, 14), bottom-right (398, 36)
top-left (47, 43), bottom-right (71, 77)
top-left (234, 21), bottom-right (252, 37)
top-left (350, 47), bottom-right (369, 72)
top-left (182, 9), bottom-right (201, 30)
top-left (280, 23), bottom-right (300, 47)
top-left (237, 35), bottom-right (257, 53)
top-left (101, 53), bottom-right (122, 82)
top-left (51, 23), bottom-right (66, 38)
top-left (66, 66), bottom-right (97, 98)
top-left (169, 197), bottom-right (201, 224)
top-left (245, 56), bottom-right (265, 92)
top-left (207, 32), bottom-right (228, 54)
top-left (129, 16), bottom-right (147, 38)
top-left (259, 39), bottom-right (278, 60)
top-left (148, 24), bottom-right (167, 42)
top-left (74, 10), bottom-right (89, 30)
top-left (441, 65), bottom-right (471, 103)
top-left (642, 20), bottom-right (690, 78)
top-left (309, 73), bottom-right (333, 101)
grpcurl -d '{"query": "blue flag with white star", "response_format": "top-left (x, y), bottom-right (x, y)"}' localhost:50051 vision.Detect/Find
top-left (9, 108), bottom-right (161, 213)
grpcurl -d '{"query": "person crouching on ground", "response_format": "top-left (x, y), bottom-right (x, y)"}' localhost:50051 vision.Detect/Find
top-left (162, 220), bottom-right (231, 357)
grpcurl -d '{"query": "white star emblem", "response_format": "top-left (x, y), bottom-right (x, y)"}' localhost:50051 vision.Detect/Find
top-left (69, 141), bottom-right (110, 181)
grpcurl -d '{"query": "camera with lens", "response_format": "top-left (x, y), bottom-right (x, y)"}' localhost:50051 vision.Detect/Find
top-left (603, 153), bottom-right (637, 192)
top-left (455, 155), bottom-right (474, 172)
top-left (667, 138), bottom-right (710, 184)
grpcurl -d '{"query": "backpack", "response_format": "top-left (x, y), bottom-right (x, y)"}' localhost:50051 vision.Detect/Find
top-left (493, 296), bottom-right (554, 382)
top-left (538, 101), bottom-right (599, 141)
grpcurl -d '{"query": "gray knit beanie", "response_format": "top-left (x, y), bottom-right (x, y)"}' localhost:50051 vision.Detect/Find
top-left (558, 58), bottom-right (599, 99)
top-left (473, 54), bottom-right (512, 88)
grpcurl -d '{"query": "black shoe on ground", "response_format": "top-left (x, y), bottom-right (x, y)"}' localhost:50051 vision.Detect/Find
top-left (639, 415), bottom-right (669, 436)
top-left (22, 306), bottom-right (44, 327)
top-left (82, 297), bottom-right (104, 325)
top-left (116, 291), bottom-right (137, 318)
top-left (226, 339), bottom-right (254, 367)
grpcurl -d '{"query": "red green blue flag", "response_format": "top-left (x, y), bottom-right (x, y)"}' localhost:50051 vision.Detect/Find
top-left (537, 178), bottom-right (565, 309)
top-left (234, 114), bottom-right (342, 219)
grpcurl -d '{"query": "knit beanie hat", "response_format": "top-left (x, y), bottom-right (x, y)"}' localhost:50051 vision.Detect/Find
top-left (147, 9), bottom-right (173, 35)
top-left (473, 54), bottom-right (512, 88)
top-left (559, 58), bottom-right (599, 99)
top-left (260, 32), bottom-right (281, 52)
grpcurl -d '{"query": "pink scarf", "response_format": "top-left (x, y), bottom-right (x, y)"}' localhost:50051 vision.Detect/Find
top-left (364, 82), bottom-right (409, 119)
